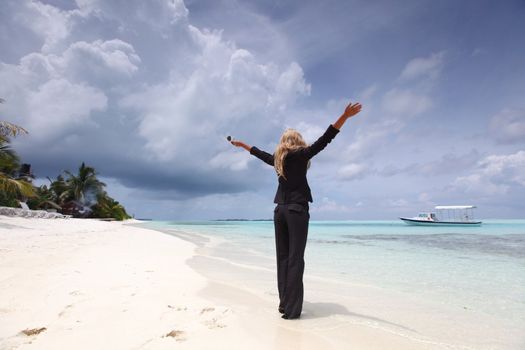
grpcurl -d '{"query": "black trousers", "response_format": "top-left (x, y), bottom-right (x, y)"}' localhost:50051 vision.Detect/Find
top-left (273, 203), bottom-right (309, 318)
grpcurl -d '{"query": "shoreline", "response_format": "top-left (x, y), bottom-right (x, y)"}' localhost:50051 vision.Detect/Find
top-left (1, 216), bottom-right (522, 349)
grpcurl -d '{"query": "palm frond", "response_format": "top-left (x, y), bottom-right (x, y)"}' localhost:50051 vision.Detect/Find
top-left (0, 121), bottom-right (28, 139)
top-left (0, 173), bottom-right (35, 197)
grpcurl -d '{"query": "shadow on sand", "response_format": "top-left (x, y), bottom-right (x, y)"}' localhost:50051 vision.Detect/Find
top-left (301, 301), bottom-right (417, 332)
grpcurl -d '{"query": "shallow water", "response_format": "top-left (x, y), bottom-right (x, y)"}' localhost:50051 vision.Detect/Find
top-left (142, 219), bottom-right (525, 345)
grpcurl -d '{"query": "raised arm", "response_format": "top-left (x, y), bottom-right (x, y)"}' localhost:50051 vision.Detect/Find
top-left (303, 101), bottom-right (362, 159)
top-left (231, 140), bottom-right (274, 166)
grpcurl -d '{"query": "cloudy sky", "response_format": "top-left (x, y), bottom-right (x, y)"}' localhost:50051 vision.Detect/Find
top-left (1, 0), bottom-right (524, 220)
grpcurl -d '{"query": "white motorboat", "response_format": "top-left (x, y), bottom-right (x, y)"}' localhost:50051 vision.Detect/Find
top-left (400, 205), bottom-right (482, 226)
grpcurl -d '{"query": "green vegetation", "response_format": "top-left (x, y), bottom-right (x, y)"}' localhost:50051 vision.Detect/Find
top-left (0, 104), bottom-right (35, 205)
top-left (1, 99), bottom-right (130, 220)
top-left (26, 163), bottom-right (131, 220)
top-left (91, 192), bottom-right (130, 221)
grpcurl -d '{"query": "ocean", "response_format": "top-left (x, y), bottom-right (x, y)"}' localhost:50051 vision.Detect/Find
top-left (140, 219), bottom-right (525, 348)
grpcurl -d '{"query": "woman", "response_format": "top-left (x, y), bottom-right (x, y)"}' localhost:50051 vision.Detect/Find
top-left (230, 101), bottom-right (362, 319)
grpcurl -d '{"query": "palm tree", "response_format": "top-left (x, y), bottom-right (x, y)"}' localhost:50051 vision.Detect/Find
top-left (0, 143), bottom-right (34, 197)
top-left (91, 192), bottom-right (131, 221)
top-left (0, 98), bottom-right (34, 201)
top-left (48, 175), bottom-right (69, 206)
top-left (27, 184), bottom-right (62, 211)
top-left (63, 162), bottom-right (105, 205)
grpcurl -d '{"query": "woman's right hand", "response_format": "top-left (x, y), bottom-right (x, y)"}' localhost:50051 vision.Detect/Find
top-left (230, 140), bottom-right (252, 151)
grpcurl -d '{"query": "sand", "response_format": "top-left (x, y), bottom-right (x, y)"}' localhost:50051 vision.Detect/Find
top-left (0, 216), bottom-right (505, 349)
top-left (0, 217), bottom-right (230, 349)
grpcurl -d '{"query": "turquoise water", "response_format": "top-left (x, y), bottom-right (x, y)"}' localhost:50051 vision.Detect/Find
top-left (142, 220), bottom-right (525, 327)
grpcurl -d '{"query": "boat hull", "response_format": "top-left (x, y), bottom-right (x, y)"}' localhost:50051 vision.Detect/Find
top-left (399, 217), bottom-right (482, 226)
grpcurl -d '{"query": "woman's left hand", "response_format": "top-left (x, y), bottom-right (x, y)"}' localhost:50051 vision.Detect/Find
top-left (343, 102), bottom-right (362, 119)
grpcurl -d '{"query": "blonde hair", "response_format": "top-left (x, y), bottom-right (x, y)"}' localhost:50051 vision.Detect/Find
top-left (274, 128), bottom-right (309, 179)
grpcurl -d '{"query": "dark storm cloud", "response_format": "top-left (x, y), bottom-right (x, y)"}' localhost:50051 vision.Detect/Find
top-left (16, 127), bottom-right (265, 198)
top-left (1, 0), bottom-right (302, 202)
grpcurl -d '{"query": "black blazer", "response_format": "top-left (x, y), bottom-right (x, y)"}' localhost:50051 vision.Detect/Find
top-left (250, 124), bottom-right (340, 204)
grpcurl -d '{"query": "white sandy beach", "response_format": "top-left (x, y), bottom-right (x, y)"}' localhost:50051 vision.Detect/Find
top-left (0, 217), bottom-right (515, 349)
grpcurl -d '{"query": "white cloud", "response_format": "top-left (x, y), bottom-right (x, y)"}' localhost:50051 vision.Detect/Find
top-left (209, 150), bottom-right (252, 171)
top-left (310, 197), bottom-right (352, 213)
top-left (334, 54), bottom-right (438, 180)
top-left (418, 192), bottom-right (431, 203)
top-left (382, 88), bottom-right (432, 117)
top-left (388, 198), bottom-right (409, 207)
top-left (273, 62), bottom-right (311, 109)
top-left (292, 121), bottom-right (325, 144)
top-left (317, 49), bottom-right (445, 189)
top-left (359, 85), bottom-right (378, 100)
top-left (489, 108), bottom-right (525, 144)
top-left (3, 38), bottom-right (140, 88)
top-left (63, 39), bottom-right (141, 78)
top-left (453, 173), bottom-right (508, 196)
top-left (14, 0), bottom-right (74, 51)
top-left (26, 78), bottom-right (107, 139)
top-left (346, 122), bottom-right (394, 160)
top-left (338, 162), bottom-right (369, 181)
top-left (0, 37), bottom-right (139, 140)
top-left (480, 151), bottom-right (525, 186)
top-left (121, 26), bottom-right (310, 162)
top-left (74, 0), bottom-right (189, 30)
top-left (471, 48), bottom-right (486, 57)
top-left (452, 150), bottom-right (525, 195)
top-left (400, 51), bottom-right (445, 81)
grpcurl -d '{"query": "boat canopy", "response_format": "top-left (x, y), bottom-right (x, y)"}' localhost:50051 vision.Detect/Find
top-left (435, 205), bottom-right (476, 210)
